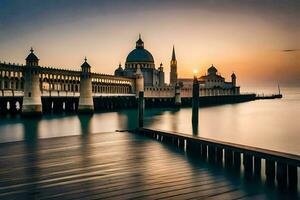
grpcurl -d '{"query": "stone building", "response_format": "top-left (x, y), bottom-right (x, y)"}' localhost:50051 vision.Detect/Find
top-left (179, 65), bottom-right (239, 95)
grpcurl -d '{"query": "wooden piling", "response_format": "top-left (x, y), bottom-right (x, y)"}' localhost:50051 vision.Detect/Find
top-left (208, 145), bottom-right (216, 163)
top-left (243, 154), bottom-right (253, 179)
top-left (225, 149), bottom-right (233, 167)
top-left (233, 152), bottom-right (241, 169)
top-left (201, 143), bottom-right (207, 159)
top-left (265, 160), bottom-right (275, 184)
top-left (138, 91), bottom-right (144, 128)
top-left (276, 162), bottom-right (287, 189)
top-left (192, 77), bottom-right (199, 125)
top-left (254, 157), bottom-right (261, 177)
top-left (288, 165), bottom-right (298, 190)
top-left (216, 147), bottom-right (223, 164)
top-left (178, 138), bottom-right (185, 150)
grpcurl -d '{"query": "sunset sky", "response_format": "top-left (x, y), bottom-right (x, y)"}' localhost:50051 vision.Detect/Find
top-left (0, 0), bottom-right (299, 87)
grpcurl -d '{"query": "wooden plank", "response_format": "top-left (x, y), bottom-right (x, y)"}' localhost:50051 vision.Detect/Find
top-left (0, 131), bottom-right (295, 200)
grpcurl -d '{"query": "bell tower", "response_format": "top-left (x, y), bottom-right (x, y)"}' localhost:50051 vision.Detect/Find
top-left (170, 46), bottom-right (178, 86)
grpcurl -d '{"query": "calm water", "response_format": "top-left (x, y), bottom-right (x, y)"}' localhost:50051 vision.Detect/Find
top-left (0, 87), bottom-right (299, 155)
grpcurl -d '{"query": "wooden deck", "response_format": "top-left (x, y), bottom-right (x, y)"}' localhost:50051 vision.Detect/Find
top-left (0, 131), bottom-right (297, 200)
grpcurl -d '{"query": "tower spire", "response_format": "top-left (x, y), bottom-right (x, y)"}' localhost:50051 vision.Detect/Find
top-left (172, 45), bottom-right (176, 60)
top-left (170, 45), bottom-right (178, 86)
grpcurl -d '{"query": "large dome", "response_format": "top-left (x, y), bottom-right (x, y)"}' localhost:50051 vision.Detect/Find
top-left (126, 48), bottom-right (154, 63)
top-left (125, 35), bottom-right (154, 64)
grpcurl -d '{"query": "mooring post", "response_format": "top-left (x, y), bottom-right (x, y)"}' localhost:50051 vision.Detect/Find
top-left (192, 76), bottom-right (199, 125)
top-left (138, 91), bottom-right (144, 128)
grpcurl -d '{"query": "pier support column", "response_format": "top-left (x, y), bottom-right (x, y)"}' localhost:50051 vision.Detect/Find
top-left (276, 162), bottom-right (287, 189)
top-left (216, 147), bottom-right (223, 165)
top-left (265, 160), bottom-right (275, 184)
top-left (288, 165), bottom-right (298, 190)
top-left (22, 48), bottom-right (42, 116)
top-left (208, 145), bottom-right (216, 163)
top-left (78, 58), bottom-right (94, 113)
top-left (138, 91), bottom-right (144, 128)
top-left (243, 154), bottom-right (253, 179)
top-left (225, 149), bottom-right (233, 168)
top-left (254, 157), bottom-right (261, 177)
top-left (233, 152), bottom-right (241, 170)
top-left (178, 138), bottom-right (185, 150)
top-left (201, 144), bottom-right (207, 159)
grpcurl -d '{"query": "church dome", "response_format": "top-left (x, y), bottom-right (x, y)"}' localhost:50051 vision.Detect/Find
top-left (125, 35), bottom-right (154, 64)
top-left (126, 48), bottom-right (154, 63)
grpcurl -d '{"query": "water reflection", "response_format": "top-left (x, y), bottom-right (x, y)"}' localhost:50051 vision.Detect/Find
top-left (78, 114), bottom-right (93, 137)
top-left (0, 88), bottom-right (300, 155)
top-left (23, 118), bottom-right (40, 147)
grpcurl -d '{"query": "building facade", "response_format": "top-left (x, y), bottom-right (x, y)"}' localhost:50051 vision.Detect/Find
top-left (179, 65), bottom-right (239, 95)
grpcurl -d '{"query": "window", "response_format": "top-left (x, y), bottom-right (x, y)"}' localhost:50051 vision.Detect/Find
top-left (28, 92), bottom-right (31, 97)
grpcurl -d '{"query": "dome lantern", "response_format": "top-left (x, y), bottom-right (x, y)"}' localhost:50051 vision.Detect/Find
top-left (136, 34), bottom-right (144, 49)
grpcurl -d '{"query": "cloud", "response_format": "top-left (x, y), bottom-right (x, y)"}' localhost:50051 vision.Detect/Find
top-left (282, 49), bottom-right (300, 52)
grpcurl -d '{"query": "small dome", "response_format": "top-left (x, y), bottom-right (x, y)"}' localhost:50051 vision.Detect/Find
top-left (208, 65), bottom-right (217, 75)
top-left (26, 48), bottom-right (39, 61)
top-left (115, 63), bottom-right (124, 76)
top-left (81, 57), bottom-right (91, 68)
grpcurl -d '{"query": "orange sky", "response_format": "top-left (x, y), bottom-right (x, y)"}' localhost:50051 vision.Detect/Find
top-left (0, 0), bottom-right (299, 87)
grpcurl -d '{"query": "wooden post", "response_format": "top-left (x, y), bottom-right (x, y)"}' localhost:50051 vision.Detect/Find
top-left (192, 76), bottom-right (199, 125)
top-left (178, 138), bottom-right (185, 150)
top-left (208, 145), bottom-right (216, 163)
top-left (254, 157), bottom-right (261, 177)
top-left (233, 152), bottom-right (241, 169)
top-left (138, 91), bottom-right (144, 128)
top-left (225, 149), bottom-right (233, 168)
top-left (265, 160), bottom-right (275, 184)
top-left (216, 147), bottom-right (223, 165)
top-left (288, 165), bottom-right (298, 190)
top-left (276, 162), bottom-right (287, 189)
top-left (243, 154), bottom-right (253, 179)
top-left (201, 143), bottom-right (207, 159)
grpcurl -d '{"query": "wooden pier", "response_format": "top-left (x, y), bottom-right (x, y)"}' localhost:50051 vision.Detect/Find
top-left (136, 128), bottom-right (299, 192)
top-left (0, 131), bottom-right (298, 200)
